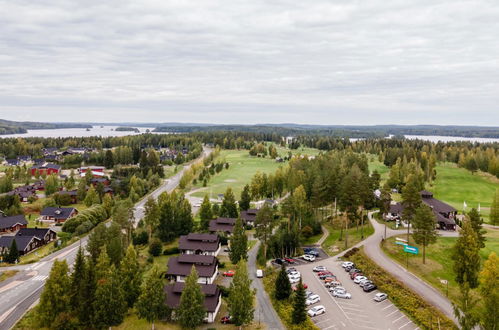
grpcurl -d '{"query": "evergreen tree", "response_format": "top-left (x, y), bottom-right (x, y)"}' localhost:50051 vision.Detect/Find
top-left (36, 260), bottom-right (71, 327)
top-left (478, 252), bottom-right (499, 330)
top-left (84, 168), bottom-right (93, 185)
top-left (452, 220), bottom-right (481, 289)
top-left (467, 208), bottom-right (485, 248)
top-left (77, 258), bottom-right (96, 328)
top-left (239, 184), bottom-right (251, 211)
top-left (401, 174), bottom-right (422, 241)
top-left (275, 263), bottom-right (292, 300)
top-left (77, 179), bottom-right (87, 201)
top-left (177, 266), bottom-right (206, 329)
top-left (491, 189), bottom-right (499, 226)
top-left (411, 205), bottom-right (438, 264)
top-left (44, 174), bottom-right (59, 196)
top-left (228, 259), bottom-right (255, 326)
top-left (5, 239), bottom-right (19, 263)
top-left (93, 250), bottom-right (127, 328)
top-left (104, 149), bottom-right (114, 168)
top-left (229, 217), bottom-right (248, 264)
top-left (255, 204), bottom-right (274, 260)
top-left (102, 193), bottom-right (114, 216)
top-left (120, 245), bottom-right (142, 308)
top-left (292, 279), bottom-right (307, 324)
top-left (84, 185), bottom-right (100, 207)
top-left (144, 197), bottom-right (160, 240)
top-left (199, 194), bottom-right (213, 231)
top-left (136, 266), bottom-right (168, 330)
top-left (220, 187), bottom-right (238, 218)
top-left (69, 247), bottom-right (86, 311)
top-left (453, 282), bottom-right (479, 330)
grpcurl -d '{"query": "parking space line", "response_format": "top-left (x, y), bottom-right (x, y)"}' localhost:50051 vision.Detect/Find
top-left (323, 326), bottom-right (336, 330)
top-left (336, 301), bottom-right (361, 307)
top-left (386, 309), bottom-right (400, 317)
top-left (341, 306), bottom-right (362, 312)
top-left (344, 311), bottom-right (370, 319)
top-left (315, 318), bottom-right (331, 325)
top-left (382, 303), bottom-right (396, 311)
top-left (392, 315), bottom-right (406, 324)
top-left (399, 321), bottom-right (413, 329)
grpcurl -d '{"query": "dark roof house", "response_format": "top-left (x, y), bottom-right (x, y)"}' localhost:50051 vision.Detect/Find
top-left (40, 207), bottom-right (77, 223)
top-left (208, 217), bottom-right (236, 234)
top-left (16, 228), bottom-right (57, 243)
top-left (166, 254), bottom-right (218, 284)
top-left (178, 233), bottom-right (221, 256)
top-left (0, 235), bottom-right (42, 255)
top-left (240, 208), bottom-right (258, 225)
top-left (0, 215), bottom-right (28, 233)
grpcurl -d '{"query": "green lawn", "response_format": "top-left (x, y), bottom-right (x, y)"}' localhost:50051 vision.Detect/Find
top-left (368, 158), bottom-right (390, 180)
top-left (0, 270), bottom-right (18, 282)
top-left (321, 220), bottom-right (374, 256)
top-left (190, 149), bottom-right (289, 199)
top-left (381, 226), bottom-right (499, 304)
top-left (430, 163), bottom-right (498, 222)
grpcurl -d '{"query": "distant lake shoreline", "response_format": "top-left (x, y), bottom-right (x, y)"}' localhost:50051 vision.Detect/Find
top-left (0, 126), bottom-right (497, 143)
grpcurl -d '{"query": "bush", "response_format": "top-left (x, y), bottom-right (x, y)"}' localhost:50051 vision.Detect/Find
top-left (217, 285), bottom-right (230, 298)
top-left (62, 204), bottom-right (108, 234)
top-left (162, 247), bottom-right (179, 255)
top-left (347, 248), bottom-right (456, 330)
top-left (132, 229), bottom-right (149, 245)
top-left (75, 220), bottom-right (94, 236)
top-left (301, 226), bottom-right (313, 238)
top-left (148, 238), bottom-right (162, 256)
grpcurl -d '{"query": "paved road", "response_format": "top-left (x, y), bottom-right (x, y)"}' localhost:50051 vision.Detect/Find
top-left (0, 147), bottom-right (211, 330)
top-left (336, 211), bottom-right (458, 325)
top-left (248, 241), bottom-right (285, 330)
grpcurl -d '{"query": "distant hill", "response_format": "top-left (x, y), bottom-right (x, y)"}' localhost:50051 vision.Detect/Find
top-left (0, 119), bottom-right (92, 135)
top-left (115, 126), bottom-right (140, 132)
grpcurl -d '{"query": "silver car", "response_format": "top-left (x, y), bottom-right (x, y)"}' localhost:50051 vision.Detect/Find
top-left (332, 290), bottom-right (352, 299)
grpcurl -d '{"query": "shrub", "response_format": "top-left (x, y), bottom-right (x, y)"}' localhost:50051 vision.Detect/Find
top-left (301, 226), bottom-right (313, 238)
top-left (75, 220), bottom-right (94, 236)
top-left (162, 247), bottom-right (179, 255)
top-left (132, 229), bottom-right (149, 245)
top-left (148, 238), bottom-right (162, 256)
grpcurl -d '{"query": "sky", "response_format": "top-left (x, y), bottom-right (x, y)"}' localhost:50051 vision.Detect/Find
top-left (1, 0), bottom-right (498, 125)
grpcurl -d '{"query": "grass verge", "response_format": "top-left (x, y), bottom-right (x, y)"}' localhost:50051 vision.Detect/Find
top-left (0, 270), bottom-right (18, 282)
top-left (321, 219), bottom-right (374, 256)
top-left (346, 247), bottom-right (457, 330)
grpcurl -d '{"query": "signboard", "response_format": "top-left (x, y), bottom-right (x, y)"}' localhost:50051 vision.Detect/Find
top-left (404, 245), bottom-right (419, 254)
top-left (396, 237), bottom-right (408, 243)
top-left (395, 241), bottom-right (408, 246)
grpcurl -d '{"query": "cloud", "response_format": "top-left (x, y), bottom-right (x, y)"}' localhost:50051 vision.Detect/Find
top-left (0, 0), bottom-right (498, 125)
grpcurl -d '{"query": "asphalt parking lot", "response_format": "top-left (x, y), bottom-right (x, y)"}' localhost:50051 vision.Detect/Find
top-left (294, 258), bottom-right (419, 330)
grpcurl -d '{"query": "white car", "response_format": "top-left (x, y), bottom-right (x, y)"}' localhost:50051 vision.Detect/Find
top-left (307, 305), bottom-right (326, 317)
top-left (354, 276), bottom-right (368, 284)
top-left (256, 269), bottom-right (263, 278)
top-left (332, 290), bottom-right (352, 299)
top-left (342, 261), bottom-right (354, 268)
top-left (305, 291), bottom-right (315, 298)
top-left (330, 286), bottom-right (346, 293)
top-left (288, 271), bottom-right (301, 277)
top-left (326, 281), bottom-right (342, 289)
top-left (288, 275), bottom-right (300, 284)
top-left (374, 292), bottom-right (388, 302)
top-left (305, 294), bottom-right (321, 306)
top-left (303, 254), bottom-right (316, 262)
top-left (313, 265), bottom-right (327, 272)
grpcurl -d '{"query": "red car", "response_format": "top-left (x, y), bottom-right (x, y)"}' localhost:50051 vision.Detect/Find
top-left (284, 258), bottom-right (297, 264)
top-left (221, 315), bottom-right (232, 324)
top-left (292, 283), bottom-right (308, 291)
top-left (350, 272), bottom-right (363, 280)
top-left (317, 271), bottom-right (333, 276)
top-left (223, 270), bottom-right (236, 277)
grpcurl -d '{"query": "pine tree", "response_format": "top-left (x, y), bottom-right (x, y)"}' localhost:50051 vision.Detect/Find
top-left (144, 197), bottom-right (160, 239)
top-left (84, 185), bottom-right (100, 207)
top-left (77, 179), bottom-right (87, 201)
top-left (452, 220), bottom-right (481, 289)
top-left (275, 263), bottom-right (292, 300)
top-left (77, 258), bottom-right (96, 327)
top-left (69, 247), bottom-right (86, 311)
top-left (229, 217), bottom-right (248, 264)
top-left (490, 189), bottom-right (499, 226)
top-left (5, 239), bottom-right (19, 263)
top-left (292, 279), bottom-right (307, 324)
top-left (478, 252), bottom-right (499, 330)
top-left (228, 259), bottom-right (255, 326)
top-left (120, 245), bottom-right (142, 308)
top-left (453, 282), bottom-right (479, 330)
top-left (36, 260), bottom-right (71, 327)
top-left (84, 168), bottom-right (93, 185)
top-left (93, 250), bottom-right (127, 328)
top-left (239, 184), bottom-right (251, 211)
top-left (104, 149), bottom-right (114, 168)
top-left (401, 174), bottom-right (422, 242)
top-left (136, 266), bottom-right (168, 330)
top-left (177, 266), bottom-right (206, 329)
top-left (220, 187), bottom-right (238, 218)
top-left (411, 205), bottom-right (439, 264)
top-left (255, 204), bottom-right (274, 260)
top-left (199, 195), bottom-right (213, 231)
top-left (467, 208), bottom-right (485, 248)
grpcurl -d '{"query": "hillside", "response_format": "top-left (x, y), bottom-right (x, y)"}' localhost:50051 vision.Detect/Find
top-left (0, 119), bottom-right (91, 135)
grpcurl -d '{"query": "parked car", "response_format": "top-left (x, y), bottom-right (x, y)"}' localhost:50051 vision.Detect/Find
top-left (256, 269), bottom-right (263, 278)
top-left (221, 315), bottom-right (233, 324)
top-left (304, 249), bottom-right (320, 257)
top-left (313, 265), bottom-right (327, 272)
top-left (324, 276), bottom-right (338, 283)
top-left (359, 280), bottom-right (374, 288)
top-left (305, 291), bottom-right (315, 298)
top-left (350, 272), bottom-right (363, 280)
top-left (284, 258), bottom-right (297, 264)
top-left (319, 272), bottom-right (334, 279)
top-left (286, 267), bottom-right (297, 274)
top-left (354, 276), bottom-right (368, 284)
top-left (223, 248), bottom-right (231, 252)
top-left (374, 292), bottom-right (388, 302)
top-left (330, 286), bottom-right (346, 293)
top-left (363, 283), bottom-right (377, 292)
top-left (288, 270), bottom-right (301, 277)
top-left (305, 294), bottom-right (321, 306)
top-left (342, 261), bottom-right (354, 268)
top-left (293, 283), bottom-right (308, 290)
top-left (289, 277), bottom-right (300, 284)
top-left (345, 265), bottom-right (353, 272)
top-left (348, 268), bottom-right (362, 274)
top-left (303, 254), bottom-right (316, 262)
top-left (223, 270), bottom-right (236, 277)
top-left (307, 305), bottom-right (326, 317)
top-left (274, 258), bottom-right (285, 265)
top-left (332, 290), bottom-right (352, 299)
top-left (325, 281), bottom-right (342, 288)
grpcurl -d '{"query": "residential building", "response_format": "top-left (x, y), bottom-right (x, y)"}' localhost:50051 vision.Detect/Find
top-left (40, 207), bottom-right (78, 223)
top-left (178, 233), bottom-right (221, 256)
top-left (166, 254), bottom-right (218, 284)
top-left (240, 208), bottom-right (258, 227)
top-left (0, 228), bottom-right (57, 256)
top-left (208, 217), bottom-right (236, 235)
top-left (0, 215), bottom-right (28, 234)
top-left (30, 163), bottom-right (61, 176)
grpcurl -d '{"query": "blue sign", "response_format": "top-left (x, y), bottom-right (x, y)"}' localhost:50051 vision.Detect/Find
top-left (395, 241), bottom-right (408, 246)
top-left (404, 245), bottom-right (419, 254)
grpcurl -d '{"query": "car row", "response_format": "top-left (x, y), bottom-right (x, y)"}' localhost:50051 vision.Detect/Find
top-left (314, 265), bottom-right (354, 299)
top-left (343, 261), bottom-right (388, 298)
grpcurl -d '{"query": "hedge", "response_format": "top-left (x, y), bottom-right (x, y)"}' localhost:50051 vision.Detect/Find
top-left (347, 248), bottom-right (457, 330)
top-left (62, 204), bottom-right (108, 234)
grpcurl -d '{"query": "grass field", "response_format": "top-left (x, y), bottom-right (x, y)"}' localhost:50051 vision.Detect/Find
top-left (368, 158), bottom-right (390, 180)
top-left (321, 220), bottom-right (374, 256)
top-left (190, 149), bottom-right (288, 199)
top-left (381, 227), bottom-right (499, 304)
top-left (430, 163), bottom-right (498, 222)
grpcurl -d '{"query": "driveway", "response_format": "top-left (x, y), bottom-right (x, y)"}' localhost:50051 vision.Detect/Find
top-left (295, 260), bottom-right (418, 330)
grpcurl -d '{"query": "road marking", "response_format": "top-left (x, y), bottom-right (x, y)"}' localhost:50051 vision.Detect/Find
top-left (315, 318), bottom-right (331, 325)
top-left (382, 303), bottom-right (396, 310)
top-left (323, 326), bottom-right (336, 330)
top-left (32, 261), bottom-right (46, 270)
top-left (31, 275), bottom-right (48, 281)
top-left (0, 306), bottom-right (15, 324)
top-left (392, 315), bottom-right (405, 324)
top-left (340, 321), bottom-right (346, 327)
top-left (399, 321), bottom-right (412, 329)
top-left (344, 312), bottom-right (370, 319)
top-left (0, 281), bottom-right (22, 294)
top-left (340, 306), bottom-right (362, 312)
top-left (387, 309), bottom-right (400, 317)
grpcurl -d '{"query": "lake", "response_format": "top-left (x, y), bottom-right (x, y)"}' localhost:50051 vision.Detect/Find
top-left (0, 126), bottom-right (159, 138)
top-left (403, 135), bottom-right (499, 143)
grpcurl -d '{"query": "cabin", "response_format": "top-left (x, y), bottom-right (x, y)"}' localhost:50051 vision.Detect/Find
top-left (166, 254), bottom-right (219, 285)
top-left (7, 185), bottom-right (37, 202)
top-left (208, 217), bottom-right (236, 235)
top-left (40, 207), bottom-right (78, 223)
top-left (78, 166), bottom-right (105, 174)
top-left (0, 215), bottom-right (28, 234)
top-left (58, 190), bottom-right (78, 204)
top-left (0, 228), bottom-right (56, 256)
top-left (16, 228), bottom-right (57, 245)
top-left (30, 163), bottom-right (61, 176)
top-left (164, 282), bottom-right (222, 323)
top-left (240, 209), bottom-right (258, 227)
top-left (5, 159), bottom-right (20, 166)
top-left (178, 233), bottom-right (221, 256)
top-left (384, 202), bottom-right (404, 221)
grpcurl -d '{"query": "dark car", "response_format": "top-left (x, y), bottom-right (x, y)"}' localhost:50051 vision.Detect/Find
top-left (221, 315), bottom-right (233, 324)
top-left (363, 283), bottom-right (377, 292)
top-left (349, 268), bottom-right (361, 274)
top-left (344, 265), bottom-right (353, 272)
top-left (319, 273), bottom-right (335, 280)
top-left (359, 280), bottom-right (374, 288)
top-left (274, 258), bottom-right (285, 265)
top-left (350, 272), bottom-right (363, 280)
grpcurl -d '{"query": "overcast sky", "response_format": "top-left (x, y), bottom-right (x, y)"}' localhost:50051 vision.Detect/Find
top-left (1, 0), bottom-right (498, 125)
